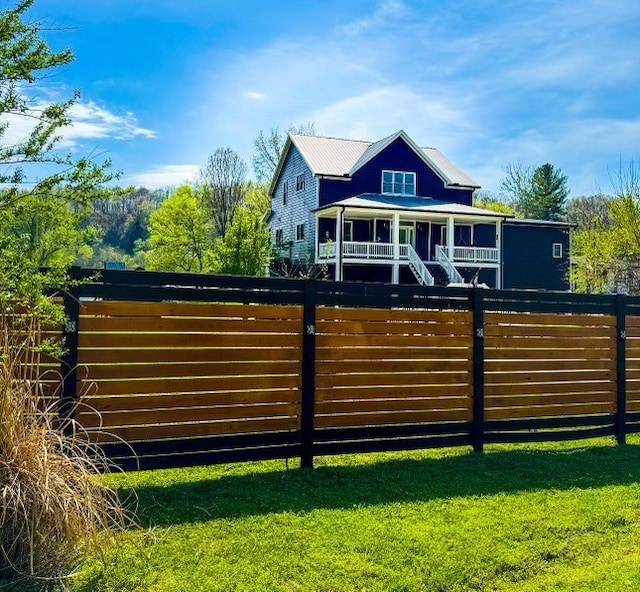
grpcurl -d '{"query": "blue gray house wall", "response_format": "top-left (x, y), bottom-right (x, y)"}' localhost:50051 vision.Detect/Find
top-left (502, 222), bottom-right (571, 291)
top-left (319, 138), bottom-right (474, 207)
top-left (269, 145), bottom-right (317, 261)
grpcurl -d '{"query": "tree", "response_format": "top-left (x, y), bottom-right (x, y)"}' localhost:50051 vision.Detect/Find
top-left (566, 194), bottom-right (614, 231)
top-left (252, 122), bottom-right (316, 184)
top-left (213, 184), bottom-right (271, 276)
top-left (0, 2), bottom-right (126, 582)
top-left (0, 190), bottom-right (99, 268)
top-left (145, 185), bottom-right (215, 273)
top-left (199, 147), bottom-right (247, 237)
top-left (473, 190), bottom-right (516, 215)
top-left (0, 1), bottom-right (114, 207)
top-left (500, 162), bottom-right (569, 220)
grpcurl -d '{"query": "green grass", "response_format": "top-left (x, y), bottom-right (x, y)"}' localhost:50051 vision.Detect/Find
top-left (67, 437), bottom-right (640, 591)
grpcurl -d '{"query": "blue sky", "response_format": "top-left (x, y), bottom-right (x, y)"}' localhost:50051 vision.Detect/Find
top-left (25, 0), bottom-right (640, 196)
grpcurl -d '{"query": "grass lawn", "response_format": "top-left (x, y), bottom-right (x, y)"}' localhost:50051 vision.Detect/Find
top-left (66, 437), bottom-right (640, 591)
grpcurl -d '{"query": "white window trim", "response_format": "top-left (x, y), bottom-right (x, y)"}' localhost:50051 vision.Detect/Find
top-left (296, 223), bottom-right (305, 241)
top-left (381, 170), bottom-right (417, 196)
top-left (283, 180), bottom-right (289, 205)
top-left (296, 174), bottom-right (305, 192)
top-left (343, 220), bottom-right (354, 242)
top-left (552, 243), bottom-right (563, 258)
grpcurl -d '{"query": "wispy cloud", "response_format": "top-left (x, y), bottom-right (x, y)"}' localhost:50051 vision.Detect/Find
top-left (62, 101), bottom-right (156, 147)
top-left (181, 0), bottom-right (639, 194)
top-left (125, 164), bottom-right (200, 189)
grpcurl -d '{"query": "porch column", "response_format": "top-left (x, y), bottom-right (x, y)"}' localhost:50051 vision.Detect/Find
top-left (335, 209), bottom-right (343, 281)
top-left (392, 212), bottom-right (400, 284)
top-left (314, 215), bottom-right (319, 263)
top-left (447, 216), bottom-right (455, 260)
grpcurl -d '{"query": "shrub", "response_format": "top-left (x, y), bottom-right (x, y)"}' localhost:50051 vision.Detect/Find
top-left (0, 297), bottom-right (130, 583)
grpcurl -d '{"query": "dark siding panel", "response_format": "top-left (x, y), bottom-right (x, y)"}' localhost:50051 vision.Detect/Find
top-left (502, 224), bottom-right (570, 291)
top-left (319, 217), bottom-right (335, 241)
top-left (416, 222), bottom-right (429, 259)
top-left (474, 224), bottom-right (496, 248)
top-left (353, 220), bottom-right (371, 241)
top-left (342, 264), bottom-right (393, 283)
top-left (319, 138), bottom-right (474, 207)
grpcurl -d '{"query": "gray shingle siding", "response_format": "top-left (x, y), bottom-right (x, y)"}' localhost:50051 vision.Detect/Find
top-left (269, 145), bottom-right (318, 262)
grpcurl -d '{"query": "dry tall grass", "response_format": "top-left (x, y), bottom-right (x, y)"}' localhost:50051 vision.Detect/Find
top-left (0, 299), bottom-right (130, 583)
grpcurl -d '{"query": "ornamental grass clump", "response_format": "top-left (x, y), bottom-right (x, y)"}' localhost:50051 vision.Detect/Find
top-left (0, 298), bottom-right (129, 582)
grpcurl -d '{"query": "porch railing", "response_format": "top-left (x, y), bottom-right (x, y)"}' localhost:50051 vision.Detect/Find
top-left (343, 241), bottom-right (395, 259)
top-left (407, 244), bottom-right (434, 286)
top-left (451, 246), bottom-right (499, 263)
top-left (435, 245), bottom-right (464, 284)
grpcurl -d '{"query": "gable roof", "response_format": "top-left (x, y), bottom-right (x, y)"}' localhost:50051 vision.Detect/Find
top-left (269, 130), bottom-right (480, 196)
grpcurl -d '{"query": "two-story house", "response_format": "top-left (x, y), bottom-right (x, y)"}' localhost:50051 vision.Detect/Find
top-left (268, 130), bottom-right (570, 290)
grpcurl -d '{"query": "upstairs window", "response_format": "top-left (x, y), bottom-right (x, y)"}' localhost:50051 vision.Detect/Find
top-left (382, 170), bottom-right (416, 196)
top-left (275, 229), bottom-right (283, 245)
top-left (283, 180), bottom-right (289, 205)
top-left (296, 223), bottom-right (305, 241)
top-left (296, 174), bottom-right (305, 191)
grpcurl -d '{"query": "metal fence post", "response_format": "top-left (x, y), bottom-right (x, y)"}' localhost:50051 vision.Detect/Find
top-left (472, 288), bottom-right (485, 453)
top-left (616, 294), bottom-right (627, 445)
top-left (300, 280), bottom-right (317, 468)
top-left (59, 270), bottom-right (81, 430)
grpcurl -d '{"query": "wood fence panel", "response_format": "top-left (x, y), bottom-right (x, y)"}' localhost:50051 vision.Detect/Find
top-left (75, 301), bottom-right (304, 467)
top-left (314, 307), bottom-right (473, 436)
top-left (484, 312), bottom-right (617, 423)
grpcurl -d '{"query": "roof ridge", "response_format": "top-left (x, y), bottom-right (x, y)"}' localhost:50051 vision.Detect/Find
top-left (290, 133), bottom-right (372, 144)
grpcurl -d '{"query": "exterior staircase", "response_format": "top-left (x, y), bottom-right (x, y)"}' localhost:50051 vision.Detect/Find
top-left (407, 244), bottom-right (435, 286)
top-left (435, 245), bottom-right (465, 285)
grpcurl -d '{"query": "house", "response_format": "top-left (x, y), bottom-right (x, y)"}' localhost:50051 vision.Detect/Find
top-left (268, 130), bottom-right (571, 290)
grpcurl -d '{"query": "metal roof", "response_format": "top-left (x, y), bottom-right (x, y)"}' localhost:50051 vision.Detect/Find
top-left (288, 131), bottom-right (480, 188)
top-left (289, 134), bottom-right (369, 176)
top-left (313, 194), bottom-right (511, 219)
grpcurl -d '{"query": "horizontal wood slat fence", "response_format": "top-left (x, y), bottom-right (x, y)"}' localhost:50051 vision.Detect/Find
top-left (35, 268), bottom-right (640, 470)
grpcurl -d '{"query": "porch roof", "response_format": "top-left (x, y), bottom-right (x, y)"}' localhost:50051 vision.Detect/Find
top-left (313, 194), bottom-right (513, 220)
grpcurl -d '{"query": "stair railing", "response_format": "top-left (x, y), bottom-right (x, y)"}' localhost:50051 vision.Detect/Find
top-left (435, 245), bottom-right (464, 284)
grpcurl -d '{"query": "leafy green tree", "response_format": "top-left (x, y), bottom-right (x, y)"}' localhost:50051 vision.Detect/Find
top-left (501, 163), bottom-right (569, 220)
top-left (0, 190), bottom-right (99, 268)
top-left (145, 186), bottom-right (215, 273)
top-left (473, 190), bottom-right (516, 215)
top-left (213, 184), bottom-right (271, 276)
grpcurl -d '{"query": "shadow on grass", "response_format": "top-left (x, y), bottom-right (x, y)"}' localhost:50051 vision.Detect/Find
top-left (125, 442), bottom-right (640, 527)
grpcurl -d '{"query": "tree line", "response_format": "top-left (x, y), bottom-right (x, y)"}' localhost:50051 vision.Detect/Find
top-left (475, 161), bottom-right (640, 294)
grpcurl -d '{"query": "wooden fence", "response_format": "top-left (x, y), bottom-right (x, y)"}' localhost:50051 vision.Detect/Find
top-left (44, 268), bottom-right (640, 470)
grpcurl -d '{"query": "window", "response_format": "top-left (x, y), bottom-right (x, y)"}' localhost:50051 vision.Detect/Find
top-left (283, 181), bottom-right (289, 205)
top-left (343, 220), bottom-right (353, 242)
top-left (382, 170), bottom-right (416, 196)
top-left (296, 174), bottom-right (305, 191)
top-left (552, 243), bottom-right (563, 258)
top-left (296, 223), bottom-right (305, 241)
top-left (275, 229), bottom-right (283, 245)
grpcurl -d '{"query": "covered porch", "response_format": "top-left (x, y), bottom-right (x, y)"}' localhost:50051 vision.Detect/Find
top-left (314, 195), bottom-right (509, 287)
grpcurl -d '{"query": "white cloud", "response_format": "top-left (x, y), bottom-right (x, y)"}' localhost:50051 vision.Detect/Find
top-left (62, 101), bottom-right (156, 147)
top-left (0, 97), bottom-right (155, 151)
top-left (125, 164), bottom-right (200, 189)
top-left (242, 91), bottom-right (269, 101)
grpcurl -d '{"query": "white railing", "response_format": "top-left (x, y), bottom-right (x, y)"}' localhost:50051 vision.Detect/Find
top-left (343, 241), bottom-right (395, 259)
top-left (318, 242), bottom-right (336, 259)
top-left (451, 246), bottom-right (499, 263)
top-left (407, 244), bottom-right (434, 286)
top-left (435, 245), bottom-right (464, 284)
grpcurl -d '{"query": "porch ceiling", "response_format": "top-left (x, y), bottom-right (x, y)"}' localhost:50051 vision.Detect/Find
top-left (313, 193), bottom-right (512, 221)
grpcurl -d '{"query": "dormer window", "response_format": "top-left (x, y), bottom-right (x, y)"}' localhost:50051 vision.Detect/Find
top-left (382, 171), bottom-right (416, 196)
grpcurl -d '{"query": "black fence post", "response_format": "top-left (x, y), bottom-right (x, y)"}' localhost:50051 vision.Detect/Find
top-left (59, 270), bottom-right (81, 431)
top-left (616, 294), bottom-right (627, 445)
top-left (472, 288), bottom-right (485, 453)
top-left (300, 280), bottom-right (317, 468)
